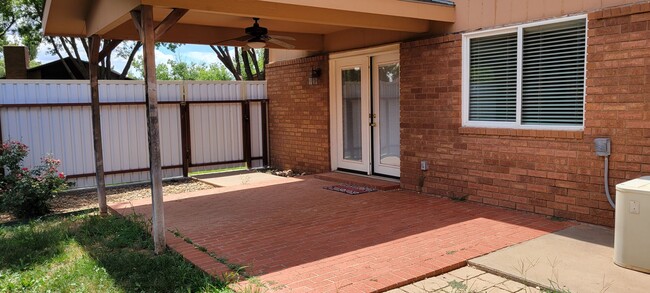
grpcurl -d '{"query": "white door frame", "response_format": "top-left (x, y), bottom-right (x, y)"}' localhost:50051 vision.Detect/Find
top-left (329, 44), bottom-right (400, 176)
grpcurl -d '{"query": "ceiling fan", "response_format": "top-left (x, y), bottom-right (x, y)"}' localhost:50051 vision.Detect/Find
top-left (220, 18), bottom-right (296, 49)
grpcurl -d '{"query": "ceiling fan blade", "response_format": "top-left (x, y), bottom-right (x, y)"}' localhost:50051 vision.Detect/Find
top-left (268, 35), bottom-right (296, 41)
top-left (268, 38), bottom-right (295, 49)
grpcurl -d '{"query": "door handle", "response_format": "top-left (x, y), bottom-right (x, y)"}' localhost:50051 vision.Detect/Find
top-left (369, 122), bottom-right (376, 127)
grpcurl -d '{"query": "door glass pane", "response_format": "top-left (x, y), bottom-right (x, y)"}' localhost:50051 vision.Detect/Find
top-left (378, 63), bottom-right (400, 166)
top-left (342, 68), bottom-right (362, 161)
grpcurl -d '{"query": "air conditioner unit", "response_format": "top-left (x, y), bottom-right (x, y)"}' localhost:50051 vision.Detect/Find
top-left (614, 176), bottom-right (650, 273)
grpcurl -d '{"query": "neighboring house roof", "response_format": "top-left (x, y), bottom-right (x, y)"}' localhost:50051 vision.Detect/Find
top-left (26, 57), bottom-right (126, 80)
top-left (408, 0), bottom-right (455, 7)
top-left (1, 57), bottom-right (127, 80)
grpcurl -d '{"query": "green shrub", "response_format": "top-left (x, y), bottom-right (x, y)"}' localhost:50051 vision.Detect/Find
top-left (0, 141), bottom-right (68, 218)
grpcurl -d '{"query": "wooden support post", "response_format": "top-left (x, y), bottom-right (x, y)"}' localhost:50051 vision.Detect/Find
top-left (241, 101), bottom-right (252, 169)
top-left (89, 35), bottom-right (107, 215)
top-left (129, 4), bottom-right (187, 254)
top-left (139, 5), bottom-right (166, 254)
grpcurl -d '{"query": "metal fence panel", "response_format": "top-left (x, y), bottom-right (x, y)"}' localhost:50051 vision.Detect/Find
top-left (189, 103), bottom-right (243, 165)
top-left (0, 80), bottom-right (266, 188)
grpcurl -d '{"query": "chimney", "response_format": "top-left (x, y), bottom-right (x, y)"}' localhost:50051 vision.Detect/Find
top-left (3, 46), bottom-right (30, 79)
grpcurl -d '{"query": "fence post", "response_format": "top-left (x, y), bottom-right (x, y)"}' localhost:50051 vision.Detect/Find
top-left (241, 100), bottom-right (252, 169)
top-left (179, 104), bottom-right (190, 177)
top-left (261, 100), bottom-right (269, 167)
top-left (179, 82), bottom-right (190, 177)
top-left (0, 107), bottom-right (4, 177)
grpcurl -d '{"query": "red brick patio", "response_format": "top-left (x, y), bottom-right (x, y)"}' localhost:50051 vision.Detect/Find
top-left (109, 175), bottom-right (572, 292)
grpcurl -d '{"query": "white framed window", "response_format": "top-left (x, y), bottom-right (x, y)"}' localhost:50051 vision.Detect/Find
top-left (462, 15), bottom-right (587, 130)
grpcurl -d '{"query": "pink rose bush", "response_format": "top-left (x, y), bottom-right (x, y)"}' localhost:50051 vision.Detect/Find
top-left (0, 141), bottom-right (68, 218)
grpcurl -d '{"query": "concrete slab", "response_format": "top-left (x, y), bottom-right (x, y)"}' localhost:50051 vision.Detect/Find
top-left (193, 171), bottom-right (286, 187)
top-left (470, 224), bottom-right (650, 293)
top-left (396, 265), bottom-right (541, 293)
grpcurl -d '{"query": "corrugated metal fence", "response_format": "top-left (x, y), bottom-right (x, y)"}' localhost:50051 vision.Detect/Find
top-left (0, 80), bottom-right (268, 188)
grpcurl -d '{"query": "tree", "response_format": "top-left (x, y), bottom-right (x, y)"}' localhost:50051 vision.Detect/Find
top-left (129, 56), bottom-right (233, 81)
top-left (7, 0), bottom-right (181, 80)
top-left (210, 46), bottom-right (268, 80)
top-left (0, 0), bottom-right (43, 58)
top-left (1, 0), bottom-right (40, 59)
top-left (1, 0), bottom-right (17, 44)
top-left (15, 0), bottom-right (42, 59)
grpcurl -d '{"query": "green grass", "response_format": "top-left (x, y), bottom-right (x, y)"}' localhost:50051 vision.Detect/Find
top-left (0, 213), bottom-right (232, 293)
top-left (189, 166), bottom-right (248, 177)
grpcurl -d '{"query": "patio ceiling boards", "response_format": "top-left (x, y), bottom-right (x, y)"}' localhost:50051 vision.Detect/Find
top-left (43, 0), bottom-right (455, 51)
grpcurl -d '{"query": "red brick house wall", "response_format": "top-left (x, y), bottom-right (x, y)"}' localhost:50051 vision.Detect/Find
top-left (265, 2), bottom-right (650, 227)
top-left (400, 3), bottom-right (650, 227)
top-left (266, 55), bottom-right (331, 174)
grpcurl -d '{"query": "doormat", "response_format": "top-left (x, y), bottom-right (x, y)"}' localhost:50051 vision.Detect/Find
top-left (324, 184), bottom-right (377, 195)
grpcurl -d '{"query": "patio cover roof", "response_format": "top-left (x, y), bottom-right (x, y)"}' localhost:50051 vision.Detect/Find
top-left (42, 0), bottom-right (455, 51)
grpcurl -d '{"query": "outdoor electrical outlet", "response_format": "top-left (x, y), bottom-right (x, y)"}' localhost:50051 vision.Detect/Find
top-left (420, 160), bottom-right (428, 171)
top-left (630, 200), bottom-right (640, 214)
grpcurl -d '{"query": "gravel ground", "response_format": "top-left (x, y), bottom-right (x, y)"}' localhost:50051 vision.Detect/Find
top-left (1, 178), bottom-right (215, 224)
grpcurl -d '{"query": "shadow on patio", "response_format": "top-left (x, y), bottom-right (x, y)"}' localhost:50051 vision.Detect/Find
top-left (109, 175), bottom-right (572, 293)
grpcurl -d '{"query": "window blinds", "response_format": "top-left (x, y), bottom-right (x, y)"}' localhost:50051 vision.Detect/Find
top-left (522, 19), bottom-right (586, 125)
top-left (469, 32), bottom-right (518, 122)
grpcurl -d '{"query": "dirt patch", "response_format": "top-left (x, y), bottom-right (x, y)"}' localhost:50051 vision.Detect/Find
top-left (268, 169), bottom-right (306, 177)
top-left (53, 178), bottom-right (215, 212)
top-left (1, 178), bottom-right (215, 224)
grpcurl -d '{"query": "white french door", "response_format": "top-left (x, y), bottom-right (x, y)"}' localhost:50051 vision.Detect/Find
top-left (332, 56), bottom-right (371, 173)
top-left (371, 53), bottom-right (400, 177)
top-left (330, 48), bottom-right (400, 177)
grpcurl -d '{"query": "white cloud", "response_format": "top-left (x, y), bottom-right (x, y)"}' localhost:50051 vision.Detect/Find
top-left (34, 41), bottom-right (58, 64)
top-left (154, 49), bottom-right (175, 64)
top-left (184, 51), bottom-right (219, 64)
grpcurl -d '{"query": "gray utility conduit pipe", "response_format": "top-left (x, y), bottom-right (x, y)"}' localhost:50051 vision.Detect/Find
top-left (604, 156), bottom-right (616, 209)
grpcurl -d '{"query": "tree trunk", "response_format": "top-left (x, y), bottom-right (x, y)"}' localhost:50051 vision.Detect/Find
top-left (121, 42), bottom-right (142, 79)
top-left (241, 49), bottom-right (255, 80)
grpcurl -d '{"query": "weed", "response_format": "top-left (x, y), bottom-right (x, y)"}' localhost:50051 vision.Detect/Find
top-left (168, 227), bottom-right (249, 278)
top-left (550, 216), bottom-right (567, 222)
top-left (447, 280), bottom-right (469, 292)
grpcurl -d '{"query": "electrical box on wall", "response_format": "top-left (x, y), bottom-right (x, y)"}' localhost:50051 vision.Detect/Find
top-left (420, 160), bottom-right (428, 171)
top-left (594, 138), bottom-right (611, 156)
